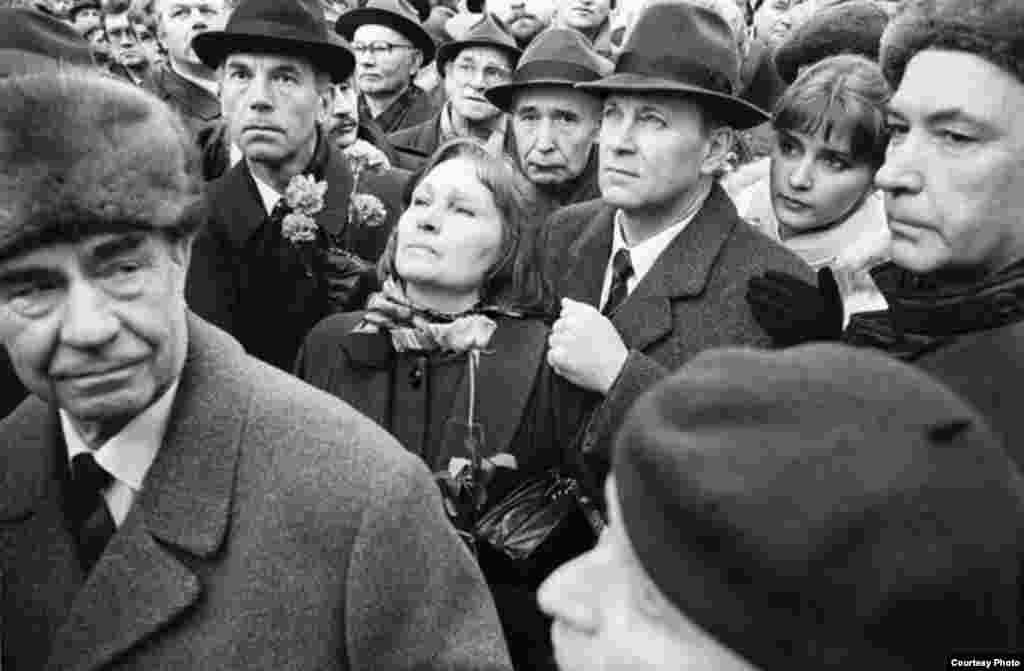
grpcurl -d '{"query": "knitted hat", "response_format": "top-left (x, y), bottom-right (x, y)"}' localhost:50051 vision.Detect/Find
top-left (614, 344), bottom-right (1024, 670)
top-left (0, 7), bottom-right (94, 77)
top-left (879, 0), bottom-right (1024, 88)
top-left (774, 1), bottom-right (889, 84)
top-left (0, 69), bottom-right (199, 259)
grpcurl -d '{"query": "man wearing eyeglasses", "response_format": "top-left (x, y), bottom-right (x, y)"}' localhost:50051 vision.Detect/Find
top-left (102, 0), bottom-right (154, 87)
top-left (335, 0), bottom-right (439, 135)
top-left (388, 13), bottom-right (520, 170)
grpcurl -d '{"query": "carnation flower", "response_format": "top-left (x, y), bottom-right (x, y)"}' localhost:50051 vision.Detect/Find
top-left (284, 174), bottom-right (328, 215)
top-left (281, 212), bottom-right (318, 243)
top-left (350, 193), bottom-right (388, 228)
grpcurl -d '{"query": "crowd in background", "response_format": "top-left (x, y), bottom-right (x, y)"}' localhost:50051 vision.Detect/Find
top-left (3, 0), bottom-right (1024, 669)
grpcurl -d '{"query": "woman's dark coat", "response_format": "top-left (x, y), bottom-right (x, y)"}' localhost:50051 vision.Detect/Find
top-left (295, 311), bottom-right (596, 671)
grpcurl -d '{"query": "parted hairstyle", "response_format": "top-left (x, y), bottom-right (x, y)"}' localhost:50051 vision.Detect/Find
top-left (880, 0), bottom-right (1024, 88)
top-left (380, 138), bottom-right (552, 315)
top-left (772, 54), bottom-right (892, 169)
top-left (0, 68), bottom-right (201, 261)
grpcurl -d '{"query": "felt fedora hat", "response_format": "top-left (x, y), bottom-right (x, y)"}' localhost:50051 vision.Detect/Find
top-left (335, 0), bottom-right (436, 65)
top-left (485, 27), bottom-right (613, 112)
top-left (0, 7), bottom-right (94, 77)
top-left (435, 12), bottom-right (521, 76)
top-left (193, 0), bottom-right (355, 83)
top-left (579, 3), bottom-right (768, 129)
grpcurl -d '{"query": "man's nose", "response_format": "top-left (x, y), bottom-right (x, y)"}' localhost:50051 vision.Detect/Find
top-left (874, 135), bottom-right (924, 197)
top-left (59, 282), bottom-right (119, 350)
top-left (536, 551), bottom-right (600, 633)
top-left (534, 118), bottom-right (557, 151)
top-left (246, 75), bottom-right (274, 111)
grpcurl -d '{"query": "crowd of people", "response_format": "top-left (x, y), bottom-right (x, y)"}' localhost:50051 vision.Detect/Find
top-left (1, 0), bottom-right (1024, 669)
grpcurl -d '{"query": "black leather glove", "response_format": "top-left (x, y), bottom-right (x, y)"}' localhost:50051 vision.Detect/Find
top-left (746, 267), bottom-right (844, 347)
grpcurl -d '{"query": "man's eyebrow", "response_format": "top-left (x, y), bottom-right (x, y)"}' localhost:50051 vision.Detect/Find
top-left (86, 233), bottom-right (147, 261)
top-left (0, 266), bottom-right (58, 286)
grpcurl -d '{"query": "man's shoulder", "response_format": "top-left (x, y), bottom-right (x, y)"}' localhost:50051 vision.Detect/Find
top-left (720, 208), bottom-right (815, 280)
top-left (544, 198), bottom-right (613, 257)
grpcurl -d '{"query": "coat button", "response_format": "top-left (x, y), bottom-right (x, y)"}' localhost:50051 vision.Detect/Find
top-left (993, 292), bottom-right (1019, 319)
top-left (409, 360), bottom-right (425, 388)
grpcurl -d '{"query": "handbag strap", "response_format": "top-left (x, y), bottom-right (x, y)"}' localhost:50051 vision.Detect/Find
top-left (561, 408), bottom-right (606, 536)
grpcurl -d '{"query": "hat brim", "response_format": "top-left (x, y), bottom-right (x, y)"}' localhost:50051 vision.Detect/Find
top-left (193, 30), bottom-right (356, 83)
top-left (578, 73), bottom-right (770, 129)
top-left (436, 39), bottom-right (521, 75)
top-left (335, 8), bottom-right (435, 65)
top-left (485, 77), bottom-right (598, 113)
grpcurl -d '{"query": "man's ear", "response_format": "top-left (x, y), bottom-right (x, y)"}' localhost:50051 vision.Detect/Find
top-left (700, 125), bottom-right (736, 177)
top-left (409, 49), bottom-right (424, 77)
top-left (316, 82), bottom-right (336, 126)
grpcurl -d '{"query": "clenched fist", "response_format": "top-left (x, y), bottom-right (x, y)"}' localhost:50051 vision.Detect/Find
top-left (548, 298), bottom-right (628, 394)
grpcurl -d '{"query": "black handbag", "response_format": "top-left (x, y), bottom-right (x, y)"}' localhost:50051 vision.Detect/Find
top-left (472, 467), bottom-right (605, 586)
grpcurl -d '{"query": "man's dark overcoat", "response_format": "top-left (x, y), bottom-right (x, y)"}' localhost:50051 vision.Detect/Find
top-left (542, 184), bottom-right (814, 479)
top-left (148, 62), bottom-right (221, 143)
top-left (186, 139), bottom-right (407, 370)
top-left (0, 315), bottom-right (513, 671)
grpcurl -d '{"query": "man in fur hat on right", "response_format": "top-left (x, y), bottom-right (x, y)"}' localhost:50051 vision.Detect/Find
top-left (746, 0), bottom-right (1024, 471)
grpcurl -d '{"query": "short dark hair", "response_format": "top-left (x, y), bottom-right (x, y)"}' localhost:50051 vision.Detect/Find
top-left (880, 0), bottom-right (1024, 88)
top-left (381, 138), bottom-right (552, 315)
top-left (0, 68), bottom-right (201, 260)
top-left (772, 54), bottom-right (891, 168)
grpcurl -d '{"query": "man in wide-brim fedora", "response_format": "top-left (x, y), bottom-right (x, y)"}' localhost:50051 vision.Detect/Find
top-left (485, 27), bottom-right (611, 216)
top-left (185, 0), bottom-right (408, 372)
top-left (335, 0), bottom-right (440, 134)
top-left (543, 2), bottom-right (814, 481)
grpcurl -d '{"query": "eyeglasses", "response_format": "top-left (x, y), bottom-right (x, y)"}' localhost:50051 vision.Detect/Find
top-left (351, 41), bottom-right (417, 57)
top-left (450, 59), bottom-right (511, 86)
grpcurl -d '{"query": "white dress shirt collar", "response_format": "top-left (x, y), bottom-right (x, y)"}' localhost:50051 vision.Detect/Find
top-left (250, 166), bottom-right (284, 216)
top-left (600, 190), bottom-right (709, 310)
top-left (61, 377), bottom-right (181, 526)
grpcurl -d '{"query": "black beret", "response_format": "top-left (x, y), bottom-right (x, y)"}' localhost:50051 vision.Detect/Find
top-left (880, 0), bottom-right (1024, 87)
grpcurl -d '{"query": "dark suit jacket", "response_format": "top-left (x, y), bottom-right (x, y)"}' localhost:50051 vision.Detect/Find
top-left (0, 315), bottom-right (512, 671)
top-left (543, 184), bottom-right (814, 477)
top-left (359, 84), bottom-right (440, 135)
top-left (148, 62), bottom-right (221, 143)
top-left (388, 111), bottom-right (444, 172)
top-left (185, 144), bottom-right (407, 370)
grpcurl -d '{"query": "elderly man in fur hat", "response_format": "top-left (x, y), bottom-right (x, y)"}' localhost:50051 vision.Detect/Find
top-left (542, 2), bottom-right (812, 482)
top-left (747, 0), bottom-right (1024, 471)
top-left (0, 6), bottom-right (94, 419)
top-left (184, 0), bottom-right (407, 372)
top-left (0, 67), bottom-right (512, 671)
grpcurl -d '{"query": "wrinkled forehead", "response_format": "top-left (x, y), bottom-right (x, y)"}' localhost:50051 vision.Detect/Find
top-left (352, 23), bottom-right (409, 44)
top-left (451, 45), bottom-right (514, 70)
top-left (223, 51), bottom-right (319, 77)
top-left (512, 85), bottom-right (602, 117)
top-left (888, 49), bottom-right (1024, 131)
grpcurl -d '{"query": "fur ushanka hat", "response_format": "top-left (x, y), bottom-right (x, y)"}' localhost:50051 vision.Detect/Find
top-left (880, 0), bottom-right (1024, 88)
top-left (774, 0), bottom-right (889, 84)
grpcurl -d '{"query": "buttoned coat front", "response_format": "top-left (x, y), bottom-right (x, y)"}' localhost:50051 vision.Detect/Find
top-left (0, 315), bottom-right (513, 671)
top-left (542, 184), bottom-right (814, 478)
top-left (185, 142), bottom-right (407, 370)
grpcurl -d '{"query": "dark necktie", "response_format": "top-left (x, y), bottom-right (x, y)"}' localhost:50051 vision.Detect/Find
top-left (603, 248), bottom-right (634, 316)
top-left (68, 452), bottom-right (116, 573)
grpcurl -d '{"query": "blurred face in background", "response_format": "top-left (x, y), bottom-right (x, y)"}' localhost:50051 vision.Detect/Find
top-left (72, 5), bottom-right (102, 34)
top-left (558, 0), bottom-right (613, 35)
top-left (487, 0), bottom-right (557, 44)
top-left (327, 75), bottom-right (360, 150)
top-left (105, 11), bottom-right (146, 68)
top-left (156, 0), bottom-right (228, 70)
top-left (133, 20), bottom-right (164, 66)
top-left (444, 46), bottom-right (512, 124)
top-left (83, 25), bottom-right (111, 64)
top-left (352, 24), bottom-right (422, 100)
